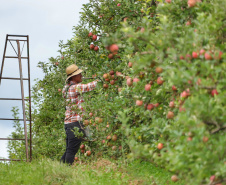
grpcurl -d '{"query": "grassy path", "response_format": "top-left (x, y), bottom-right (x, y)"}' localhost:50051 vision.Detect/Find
top-left (0, 158), bottom-right (185, 185)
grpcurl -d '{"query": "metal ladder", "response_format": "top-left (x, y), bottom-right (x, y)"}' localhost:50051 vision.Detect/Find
top-left (0, 34), bottom-right (32, 162)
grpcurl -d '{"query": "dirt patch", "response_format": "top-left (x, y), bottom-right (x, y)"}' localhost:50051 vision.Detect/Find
top-left (91, 158), bottom-right (118, 172)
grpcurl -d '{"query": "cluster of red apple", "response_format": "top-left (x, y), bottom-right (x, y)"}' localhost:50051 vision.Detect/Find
top-left (103, 134), bottom-right (121, 151)
top-left (165, 0), bottom-right (201, 8)
top-left (180, 49), bottom-right (223, 61)
top-left (88, 32), bottom-right (99, 51)
top-left (79, 144), bottom-right (92, 156)
top-left (187, 0), bottom-right (202, 8)
top-left (83, 115), bottom-right (103, 128)
top-left (106, 44), bottom-right (119, 59)
top-left (102, 70), bottom-right (124, 90)
top-left (83, 112), bottom-right (122, 151)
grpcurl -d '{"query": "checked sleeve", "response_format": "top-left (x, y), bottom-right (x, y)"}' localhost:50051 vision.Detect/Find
top-left (75, 80), bottom-right (98, 93)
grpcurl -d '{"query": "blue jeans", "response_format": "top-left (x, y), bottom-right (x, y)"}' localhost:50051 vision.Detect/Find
top-left (60, 121), bottom-right (84, 165)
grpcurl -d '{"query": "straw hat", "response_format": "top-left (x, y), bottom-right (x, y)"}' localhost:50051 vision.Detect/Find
top-left (65, 64), bottom-right (83, 82)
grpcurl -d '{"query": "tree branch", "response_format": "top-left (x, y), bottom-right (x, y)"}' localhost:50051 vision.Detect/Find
top-left (211, 125), bottom-right (226, 134)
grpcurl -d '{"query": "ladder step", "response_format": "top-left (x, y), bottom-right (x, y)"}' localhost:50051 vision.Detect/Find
top-left (0, 118), bottom-right (31, 121)
top-left (7, 34), bottom-right (28, 37)
top-left (5, 56), bottom-right (28, 59)
top-left (8, 39), bottom-right (27, 42)
top-left (0, 98), bottom-right (30, 101)
top-left (0, 138), bottom-right (31, 141)
top-left (1, 77), bottom-right (29, 80)
top-left (0, 159), bottom-right (26, 161)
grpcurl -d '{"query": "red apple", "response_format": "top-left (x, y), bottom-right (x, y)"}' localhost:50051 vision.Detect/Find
top-left (109, 70), bottom-right (114, 75)
top-left (108, 53), bottom-right (114, 59)
top-left (157, 77), bottom-right (164, 85)
top-left (187, 137), bottom-right (193, 141)
top-left (140, 27), bottom-right (145, 32)
top-left (110, 80), bottom-right (115, 85)
top-left (127, 78), bottom-right (133, 86)
top-left (128, 62), bottom-right (133, 68)
top-left (89, 112), bottom-right (93, 117)
top-left (133, 78), bottom-right (140, 83)
top-left (171, 175), bottom-right (179, 182)
top-left (180, 56), bottom-right (184, 60)
top-left (154, 103), bottom-right (159, 107)
top-left (86, 150), bottom-right (91, 156)
top-left (166, 0), bottom-right (171, 3)
top-left (180, 91), bottom-right (188, 98)
top-left (169, 101), bottom-right (175, 108)
top-left (92, 35), bottom-right (97, 41)
top-left (109, 44), bottom-right (119, 53)
top-left (200, 49), bottom-right (205, 55)
top-left (55, 62), bottom-right (59, 66)
top-left (205, 52), bottom-right (212, 60)
top-left (188, 0), bottom-right (197, 8)
top-left (186, 20), bottom-right (191, 26)
top-left (106, 135), bottom-right (111, 140)
top-left (58, 89), bottom-right (61, 92)
top-left (117, 3), bottom-right (121, 6)
top-left (74, 157), bottom-right (78, 161)
top-left (145, 84), bottom-right (151, 91)
top-left (80, 144), bottom-right (85, 150)
top-left (217, 51), bottom-right (223, 59)
top-left (102, 140), bottom-right (105, 144)
top-left (167, 111), bottom-right (174, 119)
top-left (112, 135), bottom-right (117, 141)
top-left (211, 89), bottom-right (218, 97)
top-left (83, 120), bottom-right (89, 126)
top-left (88, 32), bottom-right (93, 37)
top-left (94, 46), bottom-right (99, 51)
top-left (116, 71), bottom-right (122, 76)
top-left (136, 100), bottom-right (143, 106)
top-left (203, 136), bottom-right (209, 142)
top-left (98, 118), bottom-right (103, 123)
top-left (103, 73), bottom-right (108, 79)
top-left (90, 44), bottom-right (95, 50)
top-left (192, 51), bottom-right (198, 59)
top-left (147, 104), bottom-right (154, 110)
top-left (157, 143), bottom-right (163, 150)
top-left (155, 67), bottom-right (163, 73)
top-left (172, 85), bottom-right (177, 91)
top-left (103, 84), bottom-right (109, 89)
top-left (210, 175), bottom-right (215, 182)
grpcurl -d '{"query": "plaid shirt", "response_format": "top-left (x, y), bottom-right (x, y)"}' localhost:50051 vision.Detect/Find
top-left (62, 80), bottom-right (98, 124)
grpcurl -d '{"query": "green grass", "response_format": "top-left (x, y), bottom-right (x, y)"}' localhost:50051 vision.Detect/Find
top-left (0, 158), bottom-right (185, 185)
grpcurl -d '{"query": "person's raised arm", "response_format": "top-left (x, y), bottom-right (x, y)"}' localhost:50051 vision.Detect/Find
top-left (75, 80), bottom-right (100, 93)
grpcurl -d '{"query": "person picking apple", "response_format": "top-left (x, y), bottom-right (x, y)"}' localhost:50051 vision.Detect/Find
top-left (60, 64), bottom-right (100, 165)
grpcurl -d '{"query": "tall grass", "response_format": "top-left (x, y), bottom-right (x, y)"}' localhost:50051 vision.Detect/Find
top-left (0, 158), bottom-right (185, 185)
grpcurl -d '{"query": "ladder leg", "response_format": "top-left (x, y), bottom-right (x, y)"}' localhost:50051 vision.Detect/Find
top-left (27, 35), bottom-right (32, 162)
top-left (0, 35), bottom-right (8, 85)
top-left (17, 40), bottom-right (29, 162)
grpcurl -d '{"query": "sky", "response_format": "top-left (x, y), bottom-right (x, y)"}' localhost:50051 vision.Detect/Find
top-left (0, 0), bottom-right (89, 159)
